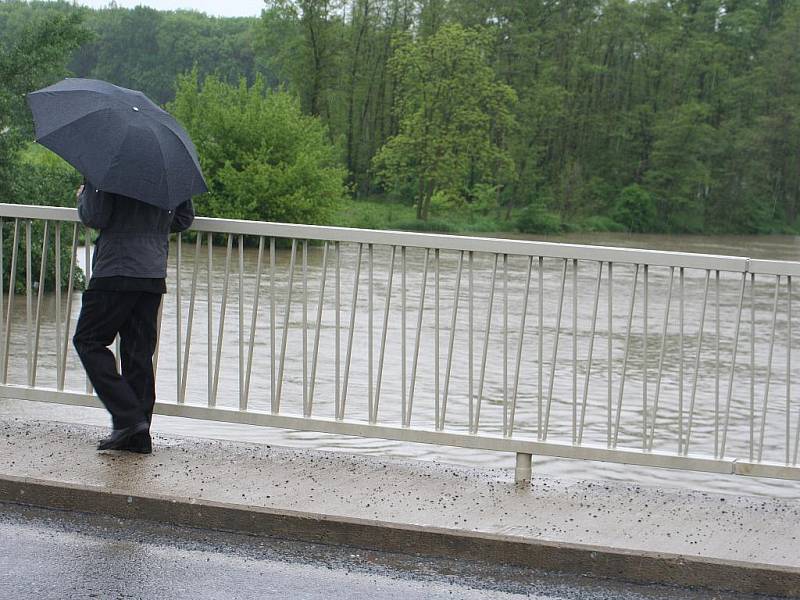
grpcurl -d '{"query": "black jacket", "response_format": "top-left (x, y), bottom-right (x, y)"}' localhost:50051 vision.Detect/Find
top-left (77, 184), bottom-right (194, 279)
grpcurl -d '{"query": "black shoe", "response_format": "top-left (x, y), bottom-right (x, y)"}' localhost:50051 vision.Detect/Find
top-left (125, 431), bottom-right (153, 454)
top-left (97, 422), bottom-right (149, 451)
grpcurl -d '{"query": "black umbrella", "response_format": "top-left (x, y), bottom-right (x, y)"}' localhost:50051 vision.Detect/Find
top-left (27, 78), bottom-right (207, 210)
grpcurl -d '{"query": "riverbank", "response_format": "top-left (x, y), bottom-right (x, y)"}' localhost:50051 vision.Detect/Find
top-left (330, 199), bottom-right (800, 237)
top-left (330, 198), bottom-right (616, 235)
top-left (1, 416), bottom-right (798, 597)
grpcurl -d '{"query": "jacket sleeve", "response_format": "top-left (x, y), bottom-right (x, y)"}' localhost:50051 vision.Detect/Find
top-left (170, 199), bottom-right (195, 233)
top-left (77, 184), bottom-right (113, 230)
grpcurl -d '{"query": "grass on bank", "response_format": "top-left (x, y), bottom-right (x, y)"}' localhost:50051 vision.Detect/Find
top-left (331, 198), bottom-right (628, 235)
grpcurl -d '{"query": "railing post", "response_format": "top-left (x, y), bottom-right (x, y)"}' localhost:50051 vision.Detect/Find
top-left (515, 452), bottom-right (532, 484)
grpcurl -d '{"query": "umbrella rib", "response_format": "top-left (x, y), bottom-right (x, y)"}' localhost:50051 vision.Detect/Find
top-left (139, 120), bottom-right (172, 205)
top-left (148, 118), bottom-right (206, 197)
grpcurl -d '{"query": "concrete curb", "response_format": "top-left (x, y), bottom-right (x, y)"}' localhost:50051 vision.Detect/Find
top-left (1, 474), bottom-right (798, 597)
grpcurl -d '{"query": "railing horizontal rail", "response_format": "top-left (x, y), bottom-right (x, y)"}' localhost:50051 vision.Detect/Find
top-left (0, 203), bottom-right (758, 271)
top-left (0, 383), bottom-right (742, 475)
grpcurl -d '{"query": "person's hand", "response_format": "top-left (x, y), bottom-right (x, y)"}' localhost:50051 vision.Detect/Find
top-left (76, 184), bottom-right (84, 200)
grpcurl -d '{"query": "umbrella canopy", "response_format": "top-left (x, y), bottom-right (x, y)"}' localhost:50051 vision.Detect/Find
top-left (27, 78), bottom-right (207, 210)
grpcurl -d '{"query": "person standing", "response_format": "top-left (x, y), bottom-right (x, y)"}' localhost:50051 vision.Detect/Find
top-left (73, 181), bottom-right (194, 453)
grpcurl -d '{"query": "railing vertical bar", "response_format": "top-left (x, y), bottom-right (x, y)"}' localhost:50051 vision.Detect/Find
top-left (180, 234), bottom-right (202, 403)
top-left (757, 276), bottom-right (780, 463)
top-left (572, 258), bottom-right (578, 444)
top-left (720, 273), bottom-right (747, 457)
top-left (308, 241), bottom-right (329, 415)
top-left (794, 278), bottom-right (800, 464)
top-left (613, 263), bottom-right (639, 448)
top-left (509, 256), bottom-right (532, 437)
top-left (607, 261), bottom-right (613, 447)
top-left (401, 246), bottom-right (407, 424)
top-left (340, 243), bottom-right (362, 419)
top-left (503, 254), bottom-right (508, 438)
top-left (440, 250), bottom-right (464, 429)
top-left (210, 234), bottom-right (233, 407)
top-left (648, 266), bottom-right (674, 451)
top-left (334, 241), bottom-right (340, 418)
top-left (207, 232), bottom-right (213, 407)
top-left (750, 272), bottom-right (756, 461)
top-left (26, 221), bottom-right (33, 386)
top-left (716, 270), bottom-right (721, 458)
top-left (468, 251), bottom-right (474, 432)
top-left (678, 267), bottom-right (684, 454)
top-left (577, 262), bottom-right (603, 445)
top-left (374, 245), bottom-right (396, 423)
top-left (243, 236), bottom-right (265, 410)
top-left (685, 270), bottom-right (710, 454)
top-left (238, 234), bottom-right (245, 410)
top-left (59, 223), bottom-right (78, 391)
top-left (572, 259), bottom-right (578, 445)
top-left (368, 243), bottom-right (373, 422)
top-left (538, 257), bottom-right (544, 440)
top-left (475, 254), bottom-right (498, 434)
top-left (176, 233), bottom-right (183, 404)
top-left (271, 237), bottom-right (276, 412)
top-left (54, 223), bottom-right (61, 388)
top-left (32, 221), bottom-right (49, 386)
top-left (407, 248), bottom-right (429, 427)
top-left (276, 239), bottom-right (297, 413)
top-left (796, 396), bottom-right (800, 466)
top-left (303, 240), bottom-right (308, 415)
top-left (642, 264), bottom-right (648, 448)
top-left (2, 220), bottom-right (18, 383)
top-left (543, 259), bottom-right (567, 440)
top-left (787, 276), bottom-right (792, 466)
top-left (435, 249), bottom-right (440, 429)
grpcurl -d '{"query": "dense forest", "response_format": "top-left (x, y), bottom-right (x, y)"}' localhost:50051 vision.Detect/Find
top-left (2, 0), bottom-right (800, 235)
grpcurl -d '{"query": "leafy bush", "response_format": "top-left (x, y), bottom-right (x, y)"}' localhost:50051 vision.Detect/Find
top-left (516, 205), bottom-right (562, 234)
top-left (576, 177), bottom-right (616, 215)
top-left (611, 184), bottom-right (658, 233)
top-left (332, 199), bottom-right (416, 230)
top-left (169, 71), bottom-right (347, 225)
top-left (578, 215), bottom-right (625, 232)
top-left (2, 152), bottom-right (86, 293)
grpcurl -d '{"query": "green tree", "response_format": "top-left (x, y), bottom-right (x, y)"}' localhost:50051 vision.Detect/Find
top-left (0, 9), bottom-right (88, 201)
top-left (372, 24), bottom-right (517, 220)
top-left (168, 71), bottom-right (347, 224)
top-left (644, 102), bottom-right (716, 231)
top-left (0, 8), bottom-right (88, 292)
top-left (3, 146), bottom-right (85, 292)
top-left (612, 184), bottom-right (658, 233)
top-left (6, 0), bottom-right (800, 234)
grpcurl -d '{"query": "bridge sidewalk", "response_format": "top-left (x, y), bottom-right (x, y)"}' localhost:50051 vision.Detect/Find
top-left (0, 416), bottom-right (798, 597)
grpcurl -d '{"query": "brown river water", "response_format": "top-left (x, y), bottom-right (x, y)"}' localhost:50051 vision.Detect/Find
top-left (2, 231), bottom-right (800, 498)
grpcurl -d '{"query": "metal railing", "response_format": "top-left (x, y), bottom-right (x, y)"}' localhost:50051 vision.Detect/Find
top-left (1, 202), bottom-right (798, 482)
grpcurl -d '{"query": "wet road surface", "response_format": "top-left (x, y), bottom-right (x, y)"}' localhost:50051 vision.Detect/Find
top-left (0, 503), bottom-right (784, 600)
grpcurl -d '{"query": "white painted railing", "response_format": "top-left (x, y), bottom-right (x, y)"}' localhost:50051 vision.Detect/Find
top-left (1, 203), bottom-right (798, 482)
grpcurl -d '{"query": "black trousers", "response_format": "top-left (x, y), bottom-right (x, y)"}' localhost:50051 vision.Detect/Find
top-left (73, 290), bottom-right (162, 429)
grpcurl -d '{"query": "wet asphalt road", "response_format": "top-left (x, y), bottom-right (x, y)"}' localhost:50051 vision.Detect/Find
top-left (0, 503), bottom-right (785, 600)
